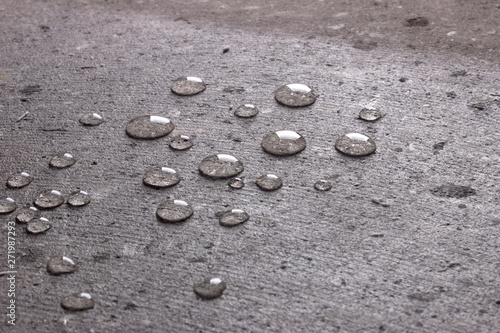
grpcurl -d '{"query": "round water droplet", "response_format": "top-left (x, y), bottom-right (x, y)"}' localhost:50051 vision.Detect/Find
top-left (16, 206), bottom-right (39, 223)
top-left (335, 133), bottom-right (376, 157)
top-left (143, 168), bottom-right (180, 188)
top-left (61, 293), bottom-right (94, 311)
top-left (274, 83), bottom-right (317, 107)
top-left (256, 174), bottom-right (283, 191)
top-left (171, 76), bottom-right (206, 96)
top-left (198, 154), bottom-right (244, 179)
top-left (193, 278), bottom-right (226, 299)
top-left (126, 115), bottom-right (175, 139)
top-left (79, 113), bottom-right (104, 126)
top-left (219, 209), bottom-right (249, 227)
top-left (234, 104), bottom-right (259, 118)
top-left (359, 108), bottom-right (382, 122)
top-left (261, 130), bottom-right (306, 156)
top-left (34, 190), bottom-right (64, 209)
top-left (47, 256), bottom-right (78, 275)
top-left (156, 199), bottom-right (193, 222)
top-left (0, 197), bottom-right (17, 214)
top-left (314, 180), bottom-right (332, 191)
top-left (67, 191), bottom-right (91, 207)
top-left (50, 153), bottom-right (76, 168)
top-left (228, 177), bottom-right (244, 189)
top-left (27, 217), bottom-right (51, 234)
top-left (7, 172), bottom-right (33, 188)
top-left (169, 135), bottom-right (193, 151)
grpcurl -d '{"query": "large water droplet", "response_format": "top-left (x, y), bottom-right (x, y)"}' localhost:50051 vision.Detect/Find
top-left (47, 256), bottom-right (78, 275)
top-left (234, 104), bottom-right (259, 118)
top-left (169, 135), bottom-right (193, 151)
top-left (0, 197), bottom-right (17, 214)
top-left (261, 130), bottom-right (306, 156)
top-left (228, 177), bottom-right (244, 189)
top-left (219, 209), bottom-right (249, 227)
top-left (27, 217), bottom-right (51, 234)
top-left (143, 168), bottom-right (180, 188)
top-left (335, 133), bottom-right (376, 157)
top-left (359, 108), bottom-right (382, 122)
top-left (34, 190), bottom-right (64, 209)
top-left (156, 199), bottom-right (193, 222)
top-left (171, 76), bottom-right (206, 96)
top-left (16, 206), bottom-right (39, 223)
top-left (193, 278), bottom-right (226, 299)
top-left (50, 153), bottom-right (76, 168)
top-left (198, 154), bottom-right (244, 178)
top-left (314, 180), bottom-right (332, 191)
top-left (256, 174), bottom-right (283, 191)
top-left (67, 191), bottom-right (91, 207)
top-left (274, 83), bottom-right (317, 107)
top-left (7, 172), bottom-right (33, 188)
top-left (61, 293), bottom-right (94, 311)
top-left (126, 115), bottom-right (175, 139)
top-left (79, 113), bottom-right (104, 126)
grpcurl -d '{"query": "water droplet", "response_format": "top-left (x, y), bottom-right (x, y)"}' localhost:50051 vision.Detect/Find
top-left (49, 153), bottom-right (76, 168)
top-left (431, 184), bottom-right (476, 198)
top-left (143, 168), bottom-right (180, 188)
top-left (219, 209), bottom-right (249, 227)
top-left (314, 180), bottom-right (332, 191)
top-left (228, 177), bottom-right (244, 189)
top-left (169, 135), bottom-right (193, 151)
top-left (7, 172), bottom-right (33, 188)
top-left (34, 190), bottom-right (64, 209)
top-left (47, 256), bottom-right (78, 275)
top-left (193, 278), bottom-right (226, 299)
top-left (16, 206), bottom-right (38, 223)
top-left (359, 108), bottom-right (382, 122)
top-left (126, 115), bottom-right (175, 139)
top-left (61, 293), bottom-right (95, 311)
top-left (274, 83), bottom-right (317, 107)
top-left (256, 174), bottom-right (283, 191)
top-left (0, 197), bottom-right (17, 214)
top-left (156, 199), bottom-right (193, 222)
top-left (261, 130), bottom-right (306, 156)
top-left (234, 104), bottom-right (259, 118)
top-left (67, 191), bottom-right (91, 207)
top-left (26, 217), bottom-right (51, 234)
top-left (79, 113), bottom-right (104, 126)
top-left (171, 76), bottom-right (206, 96)
top-left (335, 133), bottom-right (376, 157)
top-left (198, 154), bottom-right (244, 178)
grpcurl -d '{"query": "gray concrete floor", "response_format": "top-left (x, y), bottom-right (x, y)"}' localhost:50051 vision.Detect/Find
top-left (1, 1), bottom-right (500, 332)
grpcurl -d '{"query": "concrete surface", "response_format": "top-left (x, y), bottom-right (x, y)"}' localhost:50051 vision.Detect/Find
top-left (1, 1), bottom-right (500, 332)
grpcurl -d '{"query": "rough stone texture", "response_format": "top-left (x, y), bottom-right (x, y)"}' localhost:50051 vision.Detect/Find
top-left (1, 1), bottom-right (500, 332)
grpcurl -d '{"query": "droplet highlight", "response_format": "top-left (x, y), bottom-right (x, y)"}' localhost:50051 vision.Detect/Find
top-left (169, 135), bottom-right (193, 151)
top-left (171, 76), bottom-right (206, 96)
top-left (275, 83), bottom-right (316, 107)
top-left (143, 167), bottom-right (180, 188)
top-left (234, 104), bottom-right (259, 118)
top-left (261, 130), bottom-right (306, 156)
top-left (0, 197), bottom-right (17, 214)
top-left (335, 133), bottom-right (376, 157)
top-left (198, 154), bottom-right (244, 179)
top-left (156, 199), bottom-right (193, 222)
top-left (7, 172), bottom-right (33, 188)
top-left (219, 209), bottom-right (250, 227)
top-left (193, 278), bottom-right (226, 299)
top-left (67, 191), bottom-right (91, 207)
top-left (61, 293), bottom-right (95, 311)
top-left (256, 174), bottom-right (283, 191)
top-left (126, 115), bottom-right (175, 139)
top-left (47, 256), bottom-right (78, 275)
top-left (50, 153), bottom-right (76, 168)
top-left (34, 190), bottom-right (64, 209)
top-left (79, 113), bottom-right (104, 126)
top-left (359, 108), bottom-right (382, 122)
top-left (27, 217), bottom-right (51, 234)
top-left (314, 180), bottom-right (332, 191)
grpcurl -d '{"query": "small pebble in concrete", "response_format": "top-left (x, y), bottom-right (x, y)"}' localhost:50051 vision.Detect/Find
top-left (335, 133), bottom-right (376, 157)
top-left (50, 153), bottom-right (76, 168)
top-left (79, 113), bottom-right (104, 126)
top-left (126, 115), bottom-right (175, 139)
top-left (194, 278), bottom-right (226, 299)
top-left (275, 83), bottom-right (317, 107)
top-left (34, 190), bottom-right (64, 209)
top-left (143, 167), bottom-right (180, 188)
top-left (219, 209), bottom-right (249, 227)
top-left (7, 171), bottom-right (33, 188)
top-left (67, 191), bottom-right (91, 207)
top-left (61, 293), bottom-right (94, 311)
top-left (198, 154), bottom-right (244, 178)
top-left (169, 135), bottom-right (193, 151)
top-left (171, 76), bottom-right (206, 96)
top-left (256, 174), bottom-right (283, 191)
top-left (156, 199), bottom-right (193, 222)
top-left (234, 104), bottom-right (259, 118)
top-left (261, 130), bottom-right (306, 156)
top-left (47, 256), bottom-right (78, 275)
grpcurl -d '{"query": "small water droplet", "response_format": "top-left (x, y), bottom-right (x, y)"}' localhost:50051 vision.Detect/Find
top-left (314, 180), bottom-right (332, 191)
top-left (47, 256), bottom-right (78, 275)
top-left (67, 191), bottom-right (91, 207)
top-left (143, 168), bottom-right (180, 188)
top-left (169, 135), bottom-right (193, 151)
top-left (156, 199), bottom-right (193, 222)
top-left (261, 130), bottom-right (306, 156)
top-left (27, 217), bottom-right (51, 234)
top-left (256, 174), bottom-right (283, 191)
top-left (234, 104), bottom-right (259, 118)
top-left (79, 113), bottom-right (104, 126)
top-left (0, 197), bottom-right (17, 214)
top-left (198, 154), bottom-right (244, 178)
top-left (275, 83), bottom-right (317, 107)
top-left (193, 278), bottom-right (226, 299)
top-left (34, 190), bottom-right (64, 209)
top-left (219, 209), bottom-right (249, 227)
top-left (61, 293), bottom-right (95, 311)
top-left (359, 108), bottom-right (382, 122)
top-left (335, 133), bottom-right (376, 157)
top-left (228, 177), bottom-right (244, 189)
top-left (126, 115), bottom-right (175, 139)
top-left (16, 206), bottom-right (39, 223)
top-left (49, 153), bottom-right (76, 168)
top-left (7, 172), bottom-right (33, 188)
top-left (171, 76), bottom-right (206, 96)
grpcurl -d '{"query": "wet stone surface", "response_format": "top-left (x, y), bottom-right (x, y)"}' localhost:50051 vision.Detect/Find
top-left (7, 171), bottom-right (33, 188)
top-left (0, 197), bottom-right (17, 214)
top-left (47, 256), bottom-right (78, 275)
top-left (198, 154), bottom-right (244, 178)
top-left (274, 83), bottom-right (317, 107)
top-left (228, 177), bottom-right (244, 189)
top-left (126, 115), bottom-right (175, 139)
top-left (261, 130), bottom-right (306, 156)
top-left (335, 133), bottom-right (376, 157)
top-left (314, 180), bottom-right (332, 191)
top-left (34, 190), bottom-right (65, 209)
top-left (234, 104), bottom-right (259, 118)
top-left (193, 278), bottom-right (227, 299)
top-left (143, 167), bottom-right (180, 188)
top-left (256, 174), bottom-right (283, 191)
top-left (61, 293), bottom-right (95, 311)
top-left (26, 217), bottom-right (51, 234)
top-left (79, 113), bottom-right (104, 126)
top-left (171, 76), bottom-right (206, 96)
top-left (169, 135), bottom-right (193, 151)
top-left (219, 209), bottom-right (250, 227)
top-left (156, 199), bottom-right (193, 222)
top-left (359, 108), bottom-right (382, 122)
top-left (431, 184), bottom-right (477, 198)
top-left (49, 153), bottom-right (76, 168)
top-left (16, 207), bottom-right (39, 223)
top-left (67, 191), bottom-right (91, 207)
